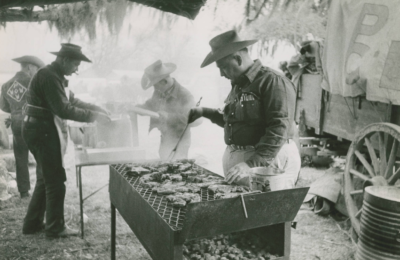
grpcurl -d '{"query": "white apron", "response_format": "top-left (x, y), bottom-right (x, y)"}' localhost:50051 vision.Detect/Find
top-left (53, 87), bottom-right (69, 167)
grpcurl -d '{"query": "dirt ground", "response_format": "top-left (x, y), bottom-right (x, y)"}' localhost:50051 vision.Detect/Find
top-left (0, 118), bottom-right (356, 260)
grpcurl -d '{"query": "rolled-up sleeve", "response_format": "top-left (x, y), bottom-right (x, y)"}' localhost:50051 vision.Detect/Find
top-left (246, 76), bottom-right (291, 167)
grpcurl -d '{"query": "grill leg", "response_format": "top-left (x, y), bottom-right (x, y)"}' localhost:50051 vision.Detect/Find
top-left (111, 203), bottom-right (116, 260)
top-left (76, 166), bottom-right (79, 187)
top-left (78, 166), bottom-right (84, 238)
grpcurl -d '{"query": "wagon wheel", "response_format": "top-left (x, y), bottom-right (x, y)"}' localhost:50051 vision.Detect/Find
top-left (344, 123), bottom-right (400, 236)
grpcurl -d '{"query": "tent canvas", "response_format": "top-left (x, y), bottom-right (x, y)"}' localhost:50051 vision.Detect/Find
top-left (321, 0), bottom-right (400, 105)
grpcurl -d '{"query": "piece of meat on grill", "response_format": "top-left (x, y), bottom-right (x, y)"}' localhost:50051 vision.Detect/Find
top-left (208, 184), bottom-right (233, 194)
top-left (156, 165), bottom-right (169, 173)
top-left (170, 175), bottom-right (183, 182)
top-left (126, 166), bottom-right (150, 176)
top-left (172, 198), bottom-right (186, 208)
top-left (178, 163), bottom-right (192, 172)
top-left (141, 182), bottom-right (160, 189)
top-left (185, 185), bottom-right (201, 193)
top-left (175, 186), bottom-right (190, 193)
top-left (156, 187), bottom-right (176, 195)
top-left (166, 193), bottom-right (201, 207)
top-left (139, 174), bottom-right (153, 184)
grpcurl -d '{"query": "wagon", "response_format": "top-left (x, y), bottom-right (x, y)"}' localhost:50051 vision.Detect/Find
top-left (294, 0), bottom-right (400, 239)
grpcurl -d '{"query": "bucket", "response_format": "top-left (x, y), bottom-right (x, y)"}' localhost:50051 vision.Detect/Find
top-left (249, 167), bottom-right (295, 191)
top-left (355, 186), bottom-right (400, 260)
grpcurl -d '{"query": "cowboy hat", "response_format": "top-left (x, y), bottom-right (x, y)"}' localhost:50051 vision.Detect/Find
top-left (50, 43), bottom-right (92, 63)
top-left (141, 60), bottom-right (176, 90)
top-left (201, 30), bottom-right (258, 68)
top-left (12, 55), bottom-right (45, 68)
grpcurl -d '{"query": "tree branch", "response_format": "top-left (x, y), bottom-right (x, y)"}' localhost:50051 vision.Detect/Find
top-left (0, 9), bottom-right (58, 22)
top-left (253, 0), bottom-right (268, 20)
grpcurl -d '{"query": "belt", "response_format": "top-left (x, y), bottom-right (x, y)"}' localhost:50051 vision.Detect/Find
top-left (23, 104), bottom-right (53, 120)
top-left (229, 144), bottom-right (255, 150)
top-left (23, 115), bottom-right (42, 124)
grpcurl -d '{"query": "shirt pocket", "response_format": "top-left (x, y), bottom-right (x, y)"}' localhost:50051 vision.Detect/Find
top-left (241, 92), bottom-right (261, 121)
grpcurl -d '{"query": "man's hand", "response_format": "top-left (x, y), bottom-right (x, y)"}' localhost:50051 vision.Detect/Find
top-left (225, 162), bottom-right (251, 184)
top-left (188, 107), bottom-right (203, 124)
top-left (4, 117), bottom-right (11, 129)
top-left (94, 112), bottom-right (111, 124)
top-left (158, 111), bottom-right (169, 122)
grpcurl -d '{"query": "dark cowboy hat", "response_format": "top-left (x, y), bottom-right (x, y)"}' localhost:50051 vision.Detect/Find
top-left (12, 55), bottom-right (45, 68)
top-left (200, 30), bottom-right (258, 68)
top-left (141, 60), bottom-right (176, 90)
top-left (50, 43), bottom-right (91, 63)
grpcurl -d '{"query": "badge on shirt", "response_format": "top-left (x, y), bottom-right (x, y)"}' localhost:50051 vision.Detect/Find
top-left (7, 80), bottom-right (27, 102)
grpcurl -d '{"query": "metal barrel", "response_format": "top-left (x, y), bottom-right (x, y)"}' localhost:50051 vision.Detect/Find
top-left (355, 186), bottom-right (400, 260)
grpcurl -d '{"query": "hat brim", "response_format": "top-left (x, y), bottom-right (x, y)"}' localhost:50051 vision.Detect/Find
top-left (12, 56), bottom-right (45, 68)
top-left (141, 63), bottom-right (176, 90)
top-left (50, 52), bottom-right (92, 63)
top-left (200, 40), bottom-right (258, 68)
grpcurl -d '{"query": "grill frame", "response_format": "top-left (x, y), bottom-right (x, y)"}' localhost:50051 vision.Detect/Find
top-left (110, 162), bottom-right (308, 260)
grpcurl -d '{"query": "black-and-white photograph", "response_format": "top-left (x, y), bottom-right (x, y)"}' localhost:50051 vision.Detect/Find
top-left (0, 0), bottom-right (399, 259)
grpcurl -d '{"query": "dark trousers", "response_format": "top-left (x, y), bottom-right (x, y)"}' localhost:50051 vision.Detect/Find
top-left (11, 118), bottom-right (30, 193)
top-left (22, 117), bottom-right (66, 236)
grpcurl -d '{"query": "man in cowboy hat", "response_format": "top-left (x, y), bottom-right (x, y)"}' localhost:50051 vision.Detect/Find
top-left (22, 43), bottom-right (111, 238)
top-left (188, 30), bottom-right (301, 187)
top-left (129, 60), bottom-right (196, 160)
top-left (0, 55), bottom-right (45, 198)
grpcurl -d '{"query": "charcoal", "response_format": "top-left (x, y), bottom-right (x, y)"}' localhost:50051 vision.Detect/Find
top-left (183, 230), bottom-right (280, 260)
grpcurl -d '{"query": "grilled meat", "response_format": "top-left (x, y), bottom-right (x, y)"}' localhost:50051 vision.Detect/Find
top-left (178, 163), bottom-right (192, 172)
top-left (208, 184), bottom-right (233, 194)
top-left (172, 198), bottom-right (186, 208)
top-left (156, 187), bottom-right (176, 195)
top-left (170, 175), bottom-right (183, 182)
top-left (141, 182), bottom-right (160, 189)
top-left (126, 166), bottom-right (151, 176)
top-left (175, 186), bottom-right (190, 193)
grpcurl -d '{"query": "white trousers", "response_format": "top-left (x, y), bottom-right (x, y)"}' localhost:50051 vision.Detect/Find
top-left (222, 139), bottom-right (301, 185)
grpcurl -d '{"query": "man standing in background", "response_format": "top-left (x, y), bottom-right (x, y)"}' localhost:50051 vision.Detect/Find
top-left (22, 43), bottom-right (111, 238)
top-left (0, 56), bottom-right (45, 198)
top-left (130, 60), bottom-right (197, 160)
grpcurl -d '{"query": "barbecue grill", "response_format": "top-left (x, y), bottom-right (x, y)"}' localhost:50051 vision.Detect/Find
top-left (109, 162), bottom-right (309, 260)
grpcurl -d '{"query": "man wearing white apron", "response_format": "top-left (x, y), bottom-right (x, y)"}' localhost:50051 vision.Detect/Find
top-left (189, 30), bottom-right (301, 187)
top-left (21, 43), bottom-right (111, 238)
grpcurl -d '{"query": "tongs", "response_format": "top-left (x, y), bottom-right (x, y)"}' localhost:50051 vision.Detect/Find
top-left (167, 97), bottom-right (202, 162)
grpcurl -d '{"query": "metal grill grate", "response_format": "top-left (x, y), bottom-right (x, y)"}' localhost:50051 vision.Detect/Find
top-left (112, 163), bottom-right (219, 231)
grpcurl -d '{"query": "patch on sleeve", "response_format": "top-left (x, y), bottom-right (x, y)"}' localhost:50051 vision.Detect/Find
top-left (7, 81), bottom-right (27, 102)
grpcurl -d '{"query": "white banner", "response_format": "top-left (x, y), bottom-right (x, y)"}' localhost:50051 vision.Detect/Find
top-left (321, 0), bottom-right (400, 105)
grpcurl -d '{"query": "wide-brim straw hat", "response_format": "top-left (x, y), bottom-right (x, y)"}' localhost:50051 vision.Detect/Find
top-left (201, 30), bottom-right (258, 68)
top-left (50, 43), bottom-right (92, 63)
top-left (141, 60), bottom-right (176, 90)
top-left (12, 55), bottom-right (45, 68)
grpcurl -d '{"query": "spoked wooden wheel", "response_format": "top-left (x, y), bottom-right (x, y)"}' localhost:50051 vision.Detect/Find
top-left (344, 123), bottom-right (400, 236)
